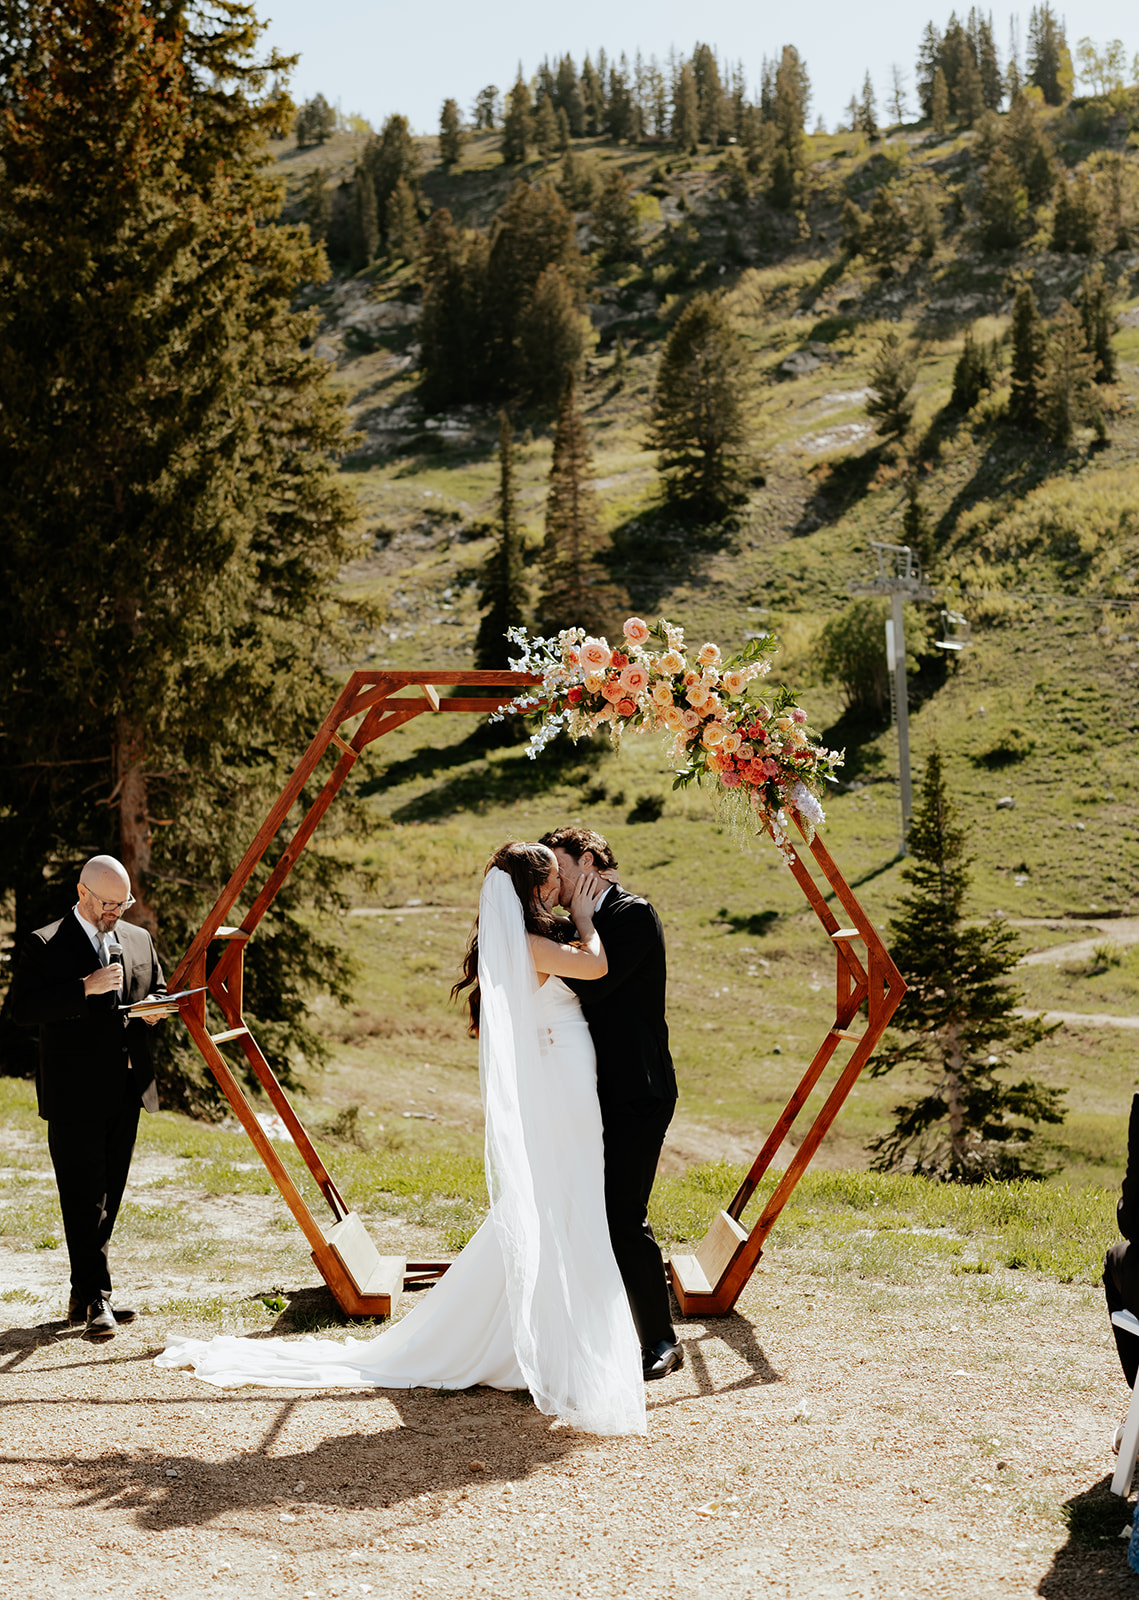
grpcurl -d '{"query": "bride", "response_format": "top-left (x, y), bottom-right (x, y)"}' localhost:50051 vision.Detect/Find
top-left (156, 842), bottom-right (647, 1437)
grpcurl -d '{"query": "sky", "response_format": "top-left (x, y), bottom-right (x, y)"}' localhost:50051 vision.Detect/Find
top-left (255, 1), bottom-right (1139, 136)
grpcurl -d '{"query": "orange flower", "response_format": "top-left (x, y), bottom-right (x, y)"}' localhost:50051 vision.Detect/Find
top-left (623, 617), bottom-right (650, 646)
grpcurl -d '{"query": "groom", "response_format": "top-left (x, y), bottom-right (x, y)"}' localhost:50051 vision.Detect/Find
top-left (540, 826), bottom-right (683, 1380)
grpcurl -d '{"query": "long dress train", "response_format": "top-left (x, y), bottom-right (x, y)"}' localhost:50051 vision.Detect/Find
top-left (156, 873), bottom-right (646, 1438)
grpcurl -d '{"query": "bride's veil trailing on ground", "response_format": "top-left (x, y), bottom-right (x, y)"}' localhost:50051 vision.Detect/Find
top-left (477, 868), bottom-right (645, 1436)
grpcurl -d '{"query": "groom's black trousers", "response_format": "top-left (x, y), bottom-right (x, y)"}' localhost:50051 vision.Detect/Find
top-left (600, 1095), bottom-right (676, 1350)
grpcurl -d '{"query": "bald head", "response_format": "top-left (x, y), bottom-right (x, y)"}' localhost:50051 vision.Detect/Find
top-left (77, 855), bottom-right (133, 934)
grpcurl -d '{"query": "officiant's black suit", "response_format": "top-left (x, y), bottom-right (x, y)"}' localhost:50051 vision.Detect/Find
top-left (565, 886), bottom-right (677, 1350)
top-left (11, 913), bottom-right (163, 1308)
top-left (1106, 1093), bottom-right (1139, 1385)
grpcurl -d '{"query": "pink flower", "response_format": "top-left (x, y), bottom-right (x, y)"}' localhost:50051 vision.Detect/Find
top-left (721, 770), bottom-right (742, 788)
top-left (737, 742), bottom-right (754, 760)
top-left (617, 697), bottom-right (636, 717)
top-left (602, 678), bottom-right (625, 703)
top-left (763, 757), bottom-right (780, 778)
top-left (681, 709), bottom-right (701, 729)
top-left (619, 663), bottom-right (650, 695)
top-left (566, 685), bottom-right (583, 705)
top-left (581, 638), bottom-right (612, 674)
top-left (697, 643), bottom-right (721, 667)
top-left (610, 650), bottom-right (629, 670)
top-left (791, 708), bottom-right (807, 724)
top-left (623, 617), bottom-right (650, 645)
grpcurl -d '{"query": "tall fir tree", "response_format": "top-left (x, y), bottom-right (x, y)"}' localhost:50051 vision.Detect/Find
top-left (474, 415), bottom-right (528, 670)
top-left (866, 331), bottom-right (916, 436)
top-left (868, 749), bottom-right (1064, 1181)
top-left (1008, 276), bottom-right (1044, 428)
top-left (533, 93), bottom-right (560, 159)
top-left (1078, 262), bottom-right (1119, 384)
top-left (651, 292), bottom-right (754, 515)
top-left (931, 66), bottom-right (950, 136)
top-left (592, 168), bottom-right (639, 263)
top-left (1037, 301), bottom-right (1102, 445)
top-left (363, 113), bottom-right (420, 246)
top-left (385, 175), bottom-right (422, 261)
top-left (672, 60), bottom-right (699, 151)
top-left (438, 97), bottom-right (466, 169)
top-left (501, 73), bottom-right (533, 164)
top-left (0, 0), bottom-right (364, 1099)
top-left (538, 372), bottom-right (619, 636)
top-left (349, 164), bottom-right (380, 269)
top-left (1027, 2), bottom-right (1073, 104)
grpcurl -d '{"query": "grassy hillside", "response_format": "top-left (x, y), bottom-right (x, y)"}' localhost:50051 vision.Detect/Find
top-left (261, 104), bottom-right (1139, 1191)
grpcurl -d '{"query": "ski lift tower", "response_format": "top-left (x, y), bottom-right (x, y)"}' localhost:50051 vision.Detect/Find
top-left (850, 542), bottom-right (937, 853)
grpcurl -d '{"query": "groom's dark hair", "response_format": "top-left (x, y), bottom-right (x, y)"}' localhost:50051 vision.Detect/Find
top-left (539, 826), bottom-right (617, 870)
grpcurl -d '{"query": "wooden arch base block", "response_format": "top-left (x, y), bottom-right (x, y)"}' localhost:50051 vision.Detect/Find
top-left (669, 817), bottom-right (906, 1318)
top-left (321, 1214), bottom-right (405, 1318)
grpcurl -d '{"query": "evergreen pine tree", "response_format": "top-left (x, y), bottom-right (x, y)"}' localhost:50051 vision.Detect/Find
top-left (473, 86), bottom-right (500, 130)
top-left (931, 67), bottom-right (950, 136)
top-left (418, 209), bottom-right (490, 407)
top-left (692, 42), bottom-right (724, 146)
top-left (772, 43), bottom-right (810, 197)
top-left (1027, 3), bottom-right (1073, 104)
top-left (901, 477), bottom-right (937, 573)
top-left (1008, 277), bottom-right (1044, 428)
top-left (954, 48), bottom-right (985, 125)
top-left (385, 176), bottom-right (422, 261)
top-left (950, 325), bottom-right (996, 411)
top-left (672, 61), bottom-right (699, 152)
top-left (977, 15), bottom-right (1003, 109)
top-left (916, 22), bottom-right (943, 117)
top-left (556, 105), bottom-right (571, 154)
top-left (302, 166), bottom-right (332, 243)
top-left (439, 97), bottom-right (466, 169)
top-left (364, 114), bottom-right (420, 246)
top-left (558, 149), bottom-right (599, 211)
top-left (0, 0), bottom-right (362, 1098)
top-left (1002, 93), bottom-right (1056, 202)
top-left (868, 748), bottom-right (1064, 1181)
top-left (1078, 262), bottom-right (1118, 384)
top-left (857, 71), bottom-right (878, 137)
top-left (581, 55), bottom-right (605, 136)
top-left (651, 292), bottom-right (754, 515)
top-left (592, 168), bottom-right (639, 263)
top-left (539, 371), bottom-right (620, 636)
top-left (1037, 301), bottom-right (1102, 445)
top-left (501, 74), bottom-right (533, 164)
top-left (556, 55), bottom-right (585, 136)
top-left (534, 94), bottom-right (560, 160)
top-left (978, 151), bottom-right (1029, 249)
top-left (866, 330), bottom-right (916, 436)
top-left (295, 92), bottom-right (335, 147)
top-left (484, 180), bottom-right (583, 385)
top-left (474, 415), bottom-right (528, 669)
top-left (514, 266), bottom-right (590, 406)
top-left (349, 164), bottom-right (380, 270)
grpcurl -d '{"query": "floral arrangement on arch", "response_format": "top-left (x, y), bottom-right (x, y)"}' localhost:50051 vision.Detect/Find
top-left (497, 616), bottom-right (843, 856)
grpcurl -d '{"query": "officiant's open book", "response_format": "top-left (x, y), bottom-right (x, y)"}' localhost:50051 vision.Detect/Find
top-left (119, 987), bottom-right (206, 1018)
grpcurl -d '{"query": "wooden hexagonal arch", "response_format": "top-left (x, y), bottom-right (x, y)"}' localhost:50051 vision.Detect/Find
top-left (168, 668), bottom-right (905, 1320)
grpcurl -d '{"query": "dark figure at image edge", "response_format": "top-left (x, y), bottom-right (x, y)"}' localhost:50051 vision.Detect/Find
top-left (9, 855), bottom-right (166, 1339)
top-left (541, 826), bottom-right (683, 1381)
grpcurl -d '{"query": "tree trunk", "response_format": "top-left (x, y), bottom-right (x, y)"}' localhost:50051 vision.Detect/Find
top-left (114, 714), bottom-right (158, 936)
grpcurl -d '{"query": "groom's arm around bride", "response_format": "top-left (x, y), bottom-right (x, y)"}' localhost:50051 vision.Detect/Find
top-left (540, 826), bottom-right (683, 1380)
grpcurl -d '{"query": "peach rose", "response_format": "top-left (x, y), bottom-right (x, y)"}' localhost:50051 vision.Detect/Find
top-left (619, 664), bottom-right (649, 695)
top-left (702, 722), bottom-right (726, 748)
top-left (721, 669), bottom-right (747, 697)
top-left (681, 709), bottom-right (701, 729)
top-left (705, 749), bottom-right (728, 773)
top-left (721, 729), bottom-right (742, 754)
top-left (737, 742), bottom-right (754, 761)
top-left (581, 638), bottom-right (612, 674)
top-left (651, 681), bottom-right (674, 707)
top-left (662, 705), bottom-right (685, 730)
top-left (623, 617), bottom-right (650, 646)
top-left (584, 673), bottom-right (604, 695)
top-left (602, 678), bottom-right (625, 703)
top-left (697, 643), bottom-right (721, 667)
top-left (659, 650), bottom-right (686, 675)
top-left (683, 669), bottom-right (700, 687)
top-left (686, 685), bottom-right (710, 709)
top-left (617, 697), bottom-right (637, 717)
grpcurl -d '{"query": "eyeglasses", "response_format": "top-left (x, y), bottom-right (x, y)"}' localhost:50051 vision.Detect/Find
top-left (80, 885), bottom-right (136, 913)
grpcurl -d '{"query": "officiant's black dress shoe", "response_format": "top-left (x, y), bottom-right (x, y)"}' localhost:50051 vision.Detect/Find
top-left (85, 1299), bottom-right (117, 1341)
top-left (643, 1339), bottom-right (684, 1380)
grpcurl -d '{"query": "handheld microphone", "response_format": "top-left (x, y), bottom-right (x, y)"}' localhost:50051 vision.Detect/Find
top-left (106, 939), bottom-right (124, 989)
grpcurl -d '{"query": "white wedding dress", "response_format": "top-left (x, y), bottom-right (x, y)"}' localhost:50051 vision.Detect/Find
top-left (156, 871), bottom-right (646, 1438)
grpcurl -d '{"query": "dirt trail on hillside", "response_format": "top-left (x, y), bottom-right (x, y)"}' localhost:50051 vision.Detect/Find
top-left (1, 1231), bottom-right (1135, 1599)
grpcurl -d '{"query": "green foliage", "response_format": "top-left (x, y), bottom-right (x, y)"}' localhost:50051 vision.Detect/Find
top-left (513, 265), bottom-right (591, 404)
top-left (438, 97), bottom-right (466, 169)
top-left (817, 599), bottom-right (890, 719)
top-left (1008, 277), bottom-right (1044, 428)
top-left (362, 115), bottom-right (421, 249)
top-left (558, 149), bottom-right (601, 211)
top-left (533, 94), bottom-right (560, 161)
top-left (1036, 301), bottom-right (1103, 445)
top-left (671, 61), bottom-right (699, 152)
top-left (295, 92), bottom-right (334, 147)
top-left (950, 326), bottom-right (998, 411)
top-left (977, 151), bottom-right (1030, 248)
top-left (302, 166), bottom-right (332, 244)
top-left (931, 68), bottom-right (950, 136)
top-left (538, 371), bottom-right (621, 637)
top-left (1027, 3), bottom-right (1073, 105)
top-left (0, 0), bottom-right (365, 1106)
top-left (1051, 170), bottom-right (1101, 253)
top-left (866, 330), bottom-right (916, 436)
top-left (1077, 262), bottom-right (1118, 383)
top-left (349, 165), bottom-right (379, 270)
top-left (501, 74), bottom-right (532, 164)
top-left (385, 175), bottom-right (422, 261)
top-left (474, 416), bottom-right (527, 670)
top-left (650, 292), bottom-right (754, 514)
top-left (592, 168), bottom-right (639, 264)
top-left (869, 749), bottom-right (1065, 1182)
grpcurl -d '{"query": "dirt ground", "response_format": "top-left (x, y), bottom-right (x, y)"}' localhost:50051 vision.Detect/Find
top-left (1, 1224), bottom-right (1136, 1600)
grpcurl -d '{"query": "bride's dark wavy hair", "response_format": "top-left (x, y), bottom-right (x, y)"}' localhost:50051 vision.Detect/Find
top-left (451, 841), bottom-right (574, 1035)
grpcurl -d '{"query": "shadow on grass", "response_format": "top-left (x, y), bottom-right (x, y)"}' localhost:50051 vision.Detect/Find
top-left (609, 502), bottom-right (735, 615)
top-left (713, 909), bottom-right (781, 938)
top-left (357, 724), bottom-right (519, 800)
top-left (795, 443), bottom-right (888, 533)
top-left (1038, 1475), bottom-right (1135, 1598)
top-left (388, 736), bottom-right (605, 824)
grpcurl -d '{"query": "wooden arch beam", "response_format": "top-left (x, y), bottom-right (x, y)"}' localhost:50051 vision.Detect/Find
top-left (168, 669), bottom-right (904, 1321)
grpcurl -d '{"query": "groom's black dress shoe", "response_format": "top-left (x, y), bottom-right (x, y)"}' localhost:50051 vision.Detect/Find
top-left (68, 1293), bottom-right (137, 1327)
top-left (643, 1339), bottom-right (684, 1380)
top-left (85, 1299), bottom-right (117, 1341)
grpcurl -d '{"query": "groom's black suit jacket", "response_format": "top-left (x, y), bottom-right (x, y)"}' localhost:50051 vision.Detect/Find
top-left (11, 912), bottom-right (164, 1122)
top-left (564, 886), bottom-right (676, 1106)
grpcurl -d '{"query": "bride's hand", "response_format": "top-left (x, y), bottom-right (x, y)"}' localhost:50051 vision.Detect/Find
top-left (569, 871), bottom-right (607, 925)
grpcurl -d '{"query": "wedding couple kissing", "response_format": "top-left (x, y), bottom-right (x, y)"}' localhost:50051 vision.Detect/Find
top-left (159, 826), bottom-right (681, 1437)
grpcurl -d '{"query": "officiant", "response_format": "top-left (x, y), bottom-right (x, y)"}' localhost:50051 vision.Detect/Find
top-left (10, 854), bottom-right (166, 1341)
